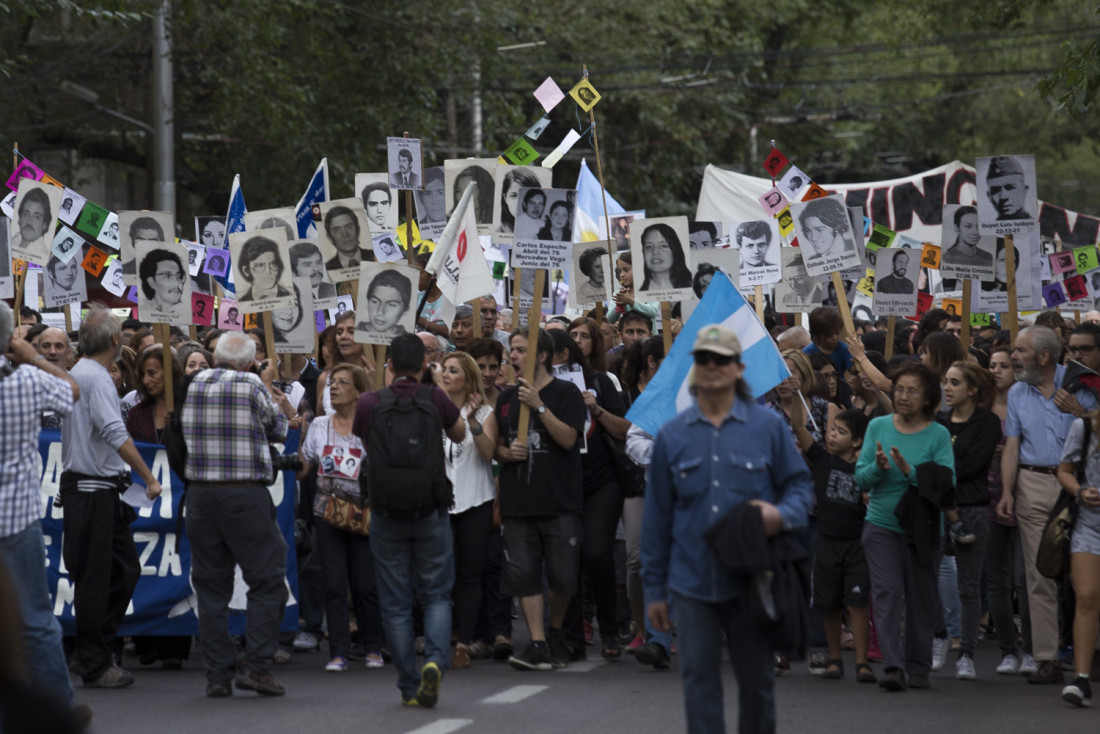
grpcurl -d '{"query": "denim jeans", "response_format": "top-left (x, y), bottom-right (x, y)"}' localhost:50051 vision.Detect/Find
top-left (0, 522), bottom-right (74, 707)
top-left (370, 510), bottom-right (454, 700)
top-left (672, 592), bottom-right (775, 734)
top-left (938, 555), bottom-right (961, 638)
top-left (955, 505), bottom-right (991, 656)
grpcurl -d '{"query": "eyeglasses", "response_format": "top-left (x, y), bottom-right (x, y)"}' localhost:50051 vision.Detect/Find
top-left (694, 352), bottom-right (737, 367)
top-left (250, 261), bottom-right (280, 274)
top-left (480, 308), bottom-right (498, 318)
top-left (820, 371), bottom-right (838, 381)
top-left (894, 387), bottom-right (923, 398)
top-left (1068, 345), bottom-right (1098, 355)
top-left (155, 270), bottom-right (186, 283)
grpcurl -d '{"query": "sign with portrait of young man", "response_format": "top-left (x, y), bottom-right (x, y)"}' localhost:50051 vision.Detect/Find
top-left (135, 240), bottom-right (193, 326)
top-left (353, 262), bottom-right (419, 346)
top-left (872, 247), bottom-right (920, 317)
top-left (975, 154), bottom-right (1038, 236)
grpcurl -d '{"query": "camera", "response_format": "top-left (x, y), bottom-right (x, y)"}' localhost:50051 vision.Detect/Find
top-left (270, 447), bottom-right (302, 473)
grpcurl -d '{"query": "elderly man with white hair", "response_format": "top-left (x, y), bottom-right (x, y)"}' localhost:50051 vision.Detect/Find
top-left (181, 331), bottom-right (293, 698)
top-left (0, 301), bottom-right (92, 727)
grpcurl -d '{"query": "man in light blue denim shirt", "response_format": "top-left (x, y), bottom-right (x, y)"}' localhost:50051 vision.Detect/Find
top-left (642, 324), bottom-right (812, 734)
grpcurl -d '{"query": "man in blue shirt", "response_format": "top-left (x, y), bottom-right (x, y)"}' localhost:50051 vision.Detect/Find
top-left (998, 325), bottom-right (1098, 685)
top-left (642, 324), bottom-right (813, 734)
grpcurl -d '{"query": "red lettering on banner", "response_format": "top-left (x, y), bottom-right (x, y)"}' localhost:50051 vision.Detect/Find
top-left (457, 231), bottom-right (467, 262)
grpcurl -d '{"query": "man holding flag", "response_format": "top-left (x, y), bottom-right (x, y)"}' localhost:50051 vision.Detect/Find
top-left (638, 273), bottom-right (812, 734)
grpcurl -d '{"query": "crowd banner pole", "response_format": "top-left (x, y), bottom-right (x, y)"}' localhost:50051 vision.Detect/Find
top-left (374, 346), bottom-right (386, 390)
top-left (11, 142), bottom-right (27, 327)
top-left (404, 131), bottom-right (417, 267)
top-left (64, 303), bottom-right (73, 333)
top-left (517, 269), bottom-right (546, 444)
top-left (262, 314), bottom-right (277, 377)
top-left (581, 65), bottom-right (617, 270)
top-left (661, 300), bottom-right (673, 355)
top-left (885, 316), bottom-right (896, 361)
top-left (1004, 234), bottom-right (1019, 343)
top-left (511, 268), bottom-right (522, 330)
top-left (960, 280), bottom-right (973, 345)
top-left (189, 325), bottom-right (198, 340)
top-left (830, 271), bottom-right (855, 336)
top-left (754, 284), bottom-right (765, 321)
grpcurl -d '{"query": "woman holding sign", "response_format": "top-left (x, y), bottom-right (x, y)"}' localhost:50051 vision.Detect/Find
top-left (299, 364), bottom-right (385, 672)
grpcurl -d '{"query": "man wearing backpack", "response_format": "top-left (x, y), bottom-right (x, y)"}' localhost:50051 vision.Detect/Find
top-left (353, 333), bottom-right (465, 708)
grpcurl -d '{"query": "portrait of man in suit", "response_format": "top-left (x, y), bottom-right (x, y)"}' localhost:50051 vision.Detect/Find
top-left (390, 148), bottom-right (419, 189)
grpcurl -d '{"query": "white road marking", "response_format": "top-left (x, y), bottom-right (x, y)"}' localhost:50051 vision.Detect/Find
top-left (402, 719), bottom-right (474, 734)
top-left (556, 659), bottom-right (607, 673)
top-left (479, 684), bottom-right (549, 704)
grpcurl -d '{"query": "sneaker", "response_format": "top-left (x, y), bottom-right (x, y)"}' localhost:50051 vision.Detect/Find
top-left (401, 697), bottom-right (420, 707)
top-left (996, 654), bottom-right (1020, 675)
top-left (949, 520), bottom-right (976, 544)
top-left (234, 670), bottom-right (286, 696)
top-left (809, 651), bottom-right (829, 676)
top-left (293, 631), bottom-right (320, 652)
top-left (1028, 660), bottom-right (1065, 685)
top-left (625, 635), bottom-right (645, 654)
top-left (956, 655), bottom-right (976, 680)
top-left (508, 641), bottom-right (552, 671)
top-left (364, 652), bottom-right (384, 669)
top-left (492, 635), bottom-right (514, 661)
top-left (452, 643), bottom-right (471, 670)
top-left (1018, 654), bottom-right (1039, 675)
top-left (273, 648), bottom-right (292, 664)
top-left (325, 656), bottom-right (348, 672)
top-left (205, 682), bottom-right (232, 698)
top-left (85, 665), bottom-right (135, 689)
top-left (634, 642), bottom-right (671, 669)
top-left (879, 667), bottom-right (906, 691)
top-left (548, 627), bottom-right (569, 669)
top-left (416, 662), bottom-right (441, 709)
top-left (1060, 645), bottom-right (1075, 670)
top-left (1062, 675), bottom-right (1093, 707)
top-left (931, 637), bottom-right (950, 671)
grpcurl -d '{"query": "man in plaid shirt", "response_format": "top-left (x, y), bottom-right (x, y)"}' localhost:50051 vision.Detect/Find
top-left (0, 301), bottom-right (89, 726)
top-left (182, 331), bottom-right (293, 698)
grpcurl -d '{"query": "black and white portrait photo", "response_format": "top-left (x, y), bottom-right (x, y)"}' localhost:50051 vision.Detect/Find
top-left (317, 198), bottom-right (374, 283)
top-left (356, 173), bottom-right (399, 233)
top-left (11, 179), bottom-right (62, 266)
top-left (872, 248), bottom-right (920, 317)
top-left (51, 226), bottom-right (84, 264)
top-left (101, 259), bottom-right (126, 297)
top-left (135, 240), bottom-right (192, 326)
top-left (244, 207), bottom-right (297, 240)
top-left (354, 262), bottom-right (418, 346)
top-left (940, 204), bottom-right (996, 282)
top-left (445, 159), bottom-right (497, 234)
top-left (388, 137), bottom-right (424, 190)
top-left (228, 229), bottom-right (296, 314)
top-left (569, 78), bottom-right (601, 112)
top-left (328, 294), bottom-right (353, 326)
top-left (186, 242), bottom-right (205, 277)
top-left (628, 216), bottom-right (694, 302)
top-left (272, 277), bottom-right (316, 354)
top-left (289, 239), bottom-right (337, 309)
top-left (414, 166), bottom-right (447, 240)
top-left (97, 211), bottom-right (120, 250)
top-left (511, 188), bottom-right (577, 272)
top-left (58, 188), bottom-right (86, 226)
top-left (196, 216), bottom-right (227, 249)
top-left (493, 165), bottom-right (552, 245)
top-left (974, 232), bottom-right (1042, 312)
top-left (372, 232), bottom-right (404, 264)
top-left (569, 242), bottom-right (613, 308)
top-left (691, 247), bottom-right (739, 301)
top-left (975, 154), bottom-right (1039, 236)
top-left (688, 220), bottom-right (721, 250)
top-left (790, 194), bottom-right (862, 277)
top-left (733, 219), bottom-right (782, 287)
top-left (774, 247), bottom-right (825, 313)
top-left (118, 210), bottom-right (174, 285)
top-left (43, 253), bottom-right (87, 308)
top-left (203, 247), bottom-right (230, 278)
top-left (778, 165), bottom-right (809, 200)
top-left (218, 299), bottom-right (242, 331)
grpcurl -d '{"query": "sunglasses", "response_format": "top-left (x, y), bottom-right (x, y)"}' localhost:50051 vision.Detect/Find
top-left (694, 352), bottom-right (737, 367)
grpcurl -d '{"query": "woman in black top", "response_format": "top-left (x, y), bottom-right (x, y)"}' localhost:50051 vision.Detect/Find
top-left (937, 361), bottom-right (1002, 679)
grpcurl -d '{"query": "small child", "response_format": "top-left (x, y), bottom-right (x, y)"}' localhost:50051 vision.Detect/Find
top-left (789, 400), bottom-right (875, 683)
top-left (803, 307), bottom-right (854, 377)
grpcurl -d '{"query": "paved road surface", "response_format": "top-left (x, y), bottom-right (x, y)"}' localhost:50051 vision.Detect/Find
top-left (72, 634), bottom-right (1096, 734)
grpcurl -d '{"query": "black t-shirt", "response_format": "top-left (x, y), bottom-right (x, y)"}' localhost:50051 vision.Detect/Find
top-left (578, 371), bottom-right (627, 494)
top-left (806, 443), bottom-right (865, 540)
top-left (495, 377), bottom-right (587, 518)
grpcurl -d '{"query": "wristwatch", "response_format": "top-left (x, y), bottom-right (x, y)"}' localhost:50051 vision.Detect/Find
top-left (537, 405), bottom-right (546, 415)
top-left (470, 422), bottom-right (484, 437)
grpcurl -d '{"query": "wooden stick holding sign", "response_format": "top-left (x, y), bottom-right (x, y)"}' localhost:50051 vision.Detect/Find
top-left (374, 345), bottom-right (386, 390)
top-left (754, 285), bottom-right (765, 321)
top-left (10, 142), bottom-right (28, 327)
top-left (516, 269), bottom-right (546, 444)
top-left (511, 268), bottom-right (522, 331)
top-left (960, 280), bottom-right (973, 346)
top-left (830, 271), bottom-right (856, 337)
top-left (64, 303), bottom-right (73, 333)
top-left (1003, 234), bottom-right (1019, 343)
top-left (884, 316), bottom-right (896, 361)
top-left (155, 322), bottom-right (175, 412)
top-left (471, 298), bottom-right (482, 339)
top-left (661, 301), bottom-right (673, 355)
top-left (579, 65), bottom-right (619, 294)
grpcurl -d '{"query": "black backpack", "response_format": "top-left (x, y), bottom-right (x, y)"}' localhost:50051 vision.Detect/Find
top-left (366, 385), bottom-right (451, 517)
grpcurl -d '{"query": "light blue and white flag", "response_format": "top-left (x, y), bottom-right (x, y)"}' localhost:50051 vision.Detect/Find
top-left (216, 174), bottom-right (248, 295)
top-left (625, 273), bottom-right (790, 437)
top-left (294, 158), bottom-right (329, 239)
top-left (572, 158), bottom-right (626, 242)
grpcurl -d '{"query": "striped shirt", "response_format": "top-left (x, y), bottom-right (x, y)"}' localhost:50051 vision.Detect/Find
top-left (0, 359), bottom-right (73, 536)
top-left (182, 367), bottom-right (288, 483)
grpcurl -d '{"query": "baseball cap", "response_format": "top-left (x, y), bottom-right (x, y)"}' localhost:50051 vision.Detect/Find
top-left (692, 324), bottom-right (741, 359)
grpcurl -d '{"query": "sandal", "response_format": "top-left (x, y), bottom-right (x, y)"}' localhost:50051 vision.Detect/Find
top-left (821, 658), bottom-right (844, 679)
top-left (855, 662), bottom-right (877, 684)
top-left (602, 638), bottom-right (622, 660)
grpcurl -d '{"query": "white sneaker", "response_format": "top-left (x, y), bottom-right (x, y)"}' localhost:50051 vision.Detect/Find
top-left (956, 655), bottom-right (976, 680)
top-left (293, 630), bottom-right (319, 652)
top-left (996, 654), bottom-right (1019, 675)
top-left (1018, 653), bottom-right (1039, 675)
top-left (931, 637), bottom-right (950, 671)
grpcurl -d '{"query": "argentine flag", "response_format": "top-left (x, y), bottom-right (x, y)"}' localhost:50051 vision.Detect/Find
top-left (572, 158), bottom-right (626, 242)
top-left (215, 174), bottom-right (248, 296)
top-left (625, 273), bottom-right (790, 437)
top-left (294, 158), bottom-right (329, 239)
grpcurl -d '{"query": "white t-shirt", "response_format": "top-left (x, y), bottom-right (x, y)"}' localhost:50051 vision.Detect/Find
top-left (301, 415), bottom-right (365, 506)
top-left (444, 404), bottom-right (494, 514)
